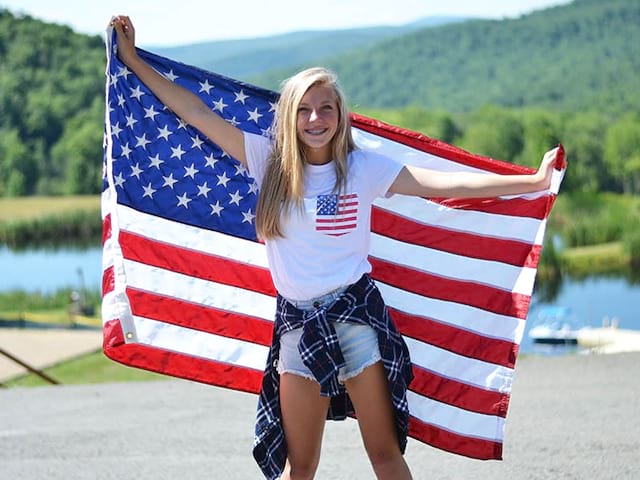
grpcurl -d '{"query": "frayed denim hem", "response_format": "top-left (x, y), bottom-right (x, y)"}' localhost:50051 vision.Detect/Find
top-left (276, 360), bottom-right (320, 383)
top-left (338, 352), bottom-right (382, 383)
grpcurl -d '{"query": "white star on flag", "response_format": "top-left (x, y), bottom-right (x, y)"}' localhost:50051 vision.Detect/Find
top-left (157, 125), bottom-right (172, 141)
top-left (234, 89), bottom-right (249, 104)
top-left (176, 192), bottom-right (191, 208)
top-left (199, 79), bottom-right (214, 94)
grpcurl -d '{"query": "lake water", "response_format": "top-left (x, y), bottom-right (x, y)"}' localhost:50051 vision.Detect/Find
top-left (0, 245), bottom-right (103, 293)
top-left (1, 246), bottom-right (638, 353)
top-left (523, 276), bottom-right (639, 353)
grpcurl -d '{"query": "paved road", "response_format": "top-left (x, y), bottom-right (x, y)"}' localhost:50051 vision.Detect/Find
top-left (1, 353), bottom-right (638, 479)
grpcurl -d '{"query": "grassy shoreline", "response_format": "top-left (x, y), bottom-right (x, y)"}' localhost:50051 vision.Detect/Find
top-left (5, 350), bottom-right (166, 387)
top-left (0, 195), bottom-right (100, 222)
top-left (561, 242), bottom-right (631, 276)
top-left (0, 195), bottom-right (101, 248)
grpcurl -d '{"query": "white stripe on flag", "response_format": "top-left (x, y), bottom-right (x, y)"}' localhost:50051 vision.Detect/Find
top-left (375, 197), bottom-right (547, 243)
top-left (133, 315), bottom-right (269, 371)
top-left (113, 202), bottom-right (269, 268)
top-left (376, 282), bottom-right (524, 343)
top-left (405, 337), bottom-right (514, 392)
top-left (121, 260), bottom-right (277, 321)
top-left (371, 233), bottom-right (538, 294)
top-left (354, 130), bottom-right (488, 173)
top-left (407, 390), bottom-right (506, 442)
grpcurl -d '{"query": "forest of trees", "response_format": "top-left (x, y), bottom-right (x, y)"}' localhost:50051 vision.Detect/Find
top-left (0, 0), bottom-right (639, 197)
top-left (0, 9), bottom-right (104, 197)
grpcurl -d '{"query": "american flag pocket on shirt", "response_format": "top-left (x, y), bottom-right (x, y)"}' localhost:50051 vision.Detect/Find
top-left (315, 193), bottom-right (359, 236)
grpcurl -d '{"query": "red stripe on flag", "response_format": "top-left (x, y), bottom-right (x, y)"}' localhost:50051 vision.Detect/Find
top-left (102, 265), bottom-right (114, 296)
top-left (126, 288), bottom-right (273, 346)
top-left (317, 216), bottom-right (357, 224)
top-left (410, 366), bottom-right (510, 417)
top-left (408, 417), bottom-right (503, 460)
top-left (371, 257), bottom-right (531, 319)
top-left (429, 195), bottom-right (553, 220)
top-left (102, 213), bottom-right (112, 244)
top-left (390, 308), bottom-right (518, 368)
top-left (372, 206), bottom-right (541, 268)
top-left (119, 230), bottom-right (276, 296)
top-left (317, 224), bottom-right (358, 231)
top-left (103, 319), bottom-right (264, 394)
top-left (103, 315), bottom-right (125, 349)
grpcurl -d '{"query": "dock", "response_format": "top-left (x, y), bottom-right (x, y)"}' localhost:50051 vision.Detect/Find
top-left (578, 326), bottom-right (640, 354)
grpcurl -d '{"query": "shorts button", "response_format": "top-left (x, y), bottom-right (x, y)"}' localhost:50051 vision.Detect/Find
top-left (313, 301), bottom-right (321, 308)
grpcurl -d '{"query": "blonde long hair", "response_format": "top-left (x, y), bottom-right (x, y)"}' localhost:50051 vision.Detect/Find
top-left (255, 67), bottom-right (356, 240)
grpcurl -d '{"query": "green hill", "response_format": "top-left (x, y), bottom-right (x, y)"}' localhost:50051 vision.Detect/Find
top-left (151, 17), bottom-right (468, 81)
top-left (0, 2), bottom-right (639, 198)
top-left (253, 0), bottom-right (639, 114)
top-left (0, 9), bottom-right (104, 196)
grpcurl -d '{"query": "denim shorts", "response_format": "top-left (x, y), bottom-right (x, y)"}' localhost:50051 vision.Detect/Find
top-left (277, 286), bottom-right (381, 383)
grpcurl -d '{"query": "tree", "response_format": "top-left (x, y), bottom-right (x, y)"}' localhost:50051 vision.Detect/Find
top-left (458, 105), bottom-right (524, 162)
top-left (0, 128), bottom-right (34, 196)
top-left (51, 99), bottom-right (104, 195)
top-left (515, 110), bottom-right (561, 169)
top-left (604, 113), bottom-right (640, 194)
top-left (561, 112), bottom-right (610, 192)
top-left (0, 9), bottom-right (104, 196)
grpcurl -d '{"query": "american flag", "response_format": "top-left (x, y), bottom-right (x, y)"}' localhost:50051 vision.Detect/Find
top-left (102, 29), bottom-right (565, 460)
top-left (316, 193), bottom-right (359, 236)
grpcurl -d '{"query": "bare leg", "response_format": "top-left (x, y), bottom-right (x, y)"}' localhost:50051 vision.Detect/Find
top-left (280, 373), bottom-right (330, 480)
top-left (344, 362), bottom-right (413, 480)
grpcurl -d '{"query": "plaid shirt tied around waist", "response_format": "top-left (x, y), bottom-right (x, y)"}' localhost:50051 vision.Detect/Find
top-left (252, 274), bottom-right (414, 480)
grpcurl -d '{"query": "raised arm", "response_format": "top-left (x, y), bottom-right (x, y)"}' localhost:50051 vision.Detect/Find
top-left (389, 146), bottom-right (559, 198)
top-left (111, 15), bottom-right (246, 165)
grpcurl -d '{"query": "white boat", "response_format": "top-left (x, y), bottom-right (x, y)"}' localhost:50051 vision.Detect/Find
top-left (528, 306), bottom-right (589, 345)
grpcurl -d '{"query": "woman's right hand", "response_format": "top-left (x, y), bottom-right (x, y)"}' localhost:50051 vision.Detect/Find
top-left (111, 15), bottom-right (138, 66)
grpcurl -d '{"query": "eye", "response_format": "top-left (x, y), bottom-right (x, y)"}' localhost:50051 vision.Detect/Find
top-left (298, 106), bottom-right (310, 113)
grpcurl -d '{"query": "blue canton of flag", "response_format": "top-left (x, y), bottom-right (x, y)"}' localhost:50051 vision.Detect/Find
top-left (316, 194), bottom-right (339, 215)
top-left (104, 34), bottom-right (278, 241)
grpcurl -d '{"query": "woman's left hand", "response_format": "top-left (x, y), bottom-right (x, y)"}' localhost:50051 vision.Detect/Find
top-left (534, 146), bottom-right (560, 191)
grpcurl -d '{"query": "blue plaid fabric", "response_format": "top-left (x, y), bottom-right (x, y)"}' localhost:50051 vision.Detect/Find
top-left (252, 274), bottom-right (414, 480)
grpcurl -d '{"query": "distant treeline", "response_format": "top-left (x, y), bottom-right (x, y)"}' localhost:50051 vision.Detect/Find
top-left (1, 1), bottom-right (639, 197)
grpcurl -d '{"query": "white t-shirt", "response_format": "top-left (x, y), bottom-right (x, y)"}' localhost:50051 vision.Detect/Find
top-left (244, 132), bottom-right (403, 301)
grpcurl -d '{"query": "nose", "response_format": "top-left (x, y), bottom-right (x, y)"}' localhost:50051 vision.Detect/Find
top-left (309, 109), bottom-right (319, 122)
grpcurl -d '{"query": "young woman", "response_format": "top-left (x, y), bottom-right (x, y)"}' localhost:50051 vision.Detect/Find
top-left (111, 16), bottom-right (559, 480)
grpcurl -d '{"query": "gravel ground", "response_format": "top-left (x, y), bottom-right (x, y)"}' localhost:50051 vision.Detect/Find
top-left (1, 352), bottom-right (638, 480)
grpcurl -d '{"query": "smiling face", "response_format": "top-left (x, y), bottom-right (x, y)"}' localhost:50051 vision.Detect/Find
top-left (296, 83), bottom-right (340, 165)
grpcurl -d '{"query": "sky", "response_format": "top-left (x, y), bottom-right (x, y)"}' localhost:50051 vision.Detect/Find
top-left (1, 0), bottom-right (573, 47)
